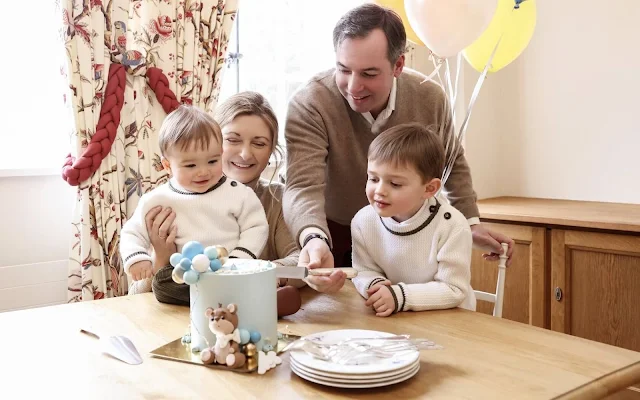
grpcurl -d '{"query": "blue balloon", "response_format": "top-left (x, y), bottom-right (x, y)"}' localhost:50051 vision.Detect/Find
top-left (178, 258), bottom-right (192, 271)
top-left (239, 329), bottom-right (250, 345)
top-left (249, 331), bottom-right (261, 344)
top-left (170, 253), bottom-right (183, 267)
top-left (183, 270), bottom-right (199, 285)
top-left (182, 241), bottom-right (204, 260)
top-left (204, 246), bottom-right (219, 260)
top-left (209, 259), bottom-right (222, 272)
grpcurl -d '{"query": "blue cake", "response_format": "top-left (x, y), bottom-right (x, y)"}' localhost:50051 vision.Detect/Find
top-left (188, 259), bottom-right (278, 354)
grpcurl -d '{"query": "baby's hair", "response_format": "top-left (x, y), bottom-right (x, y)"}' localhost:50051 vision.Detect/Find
top-left (368, 122), bottom-right (445, 182)
top-left (215, 91), bottom-right (283, 197)
top-left (158, 105), bottom-right (222, 157)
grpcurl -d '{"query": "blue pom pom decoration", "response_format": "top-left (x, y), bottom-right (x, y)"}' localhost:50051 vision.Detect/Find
top-left (182, 241), bottom-right (204, 260)
top-left (178, 258), bottom-right (192, 271)
top-left (262, 343), bottom-right (274, 352)
top-left (170, 253), bottom-right (183, 267)
top-left (209, 259), bottom-right (222, 272)
top-left (249, 331), bottom-right (261, 344)
top-left (239, 329), bottom-right (250, 345)
top-left (204, 246), bottom-right (219, 260)
top-left (183, 269), bottom-right (199, 285)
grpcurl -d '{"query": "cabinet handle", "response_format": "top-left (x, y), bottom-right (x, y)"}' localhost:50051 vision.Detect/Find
top-left (555, 287), bottom-right (563, 301)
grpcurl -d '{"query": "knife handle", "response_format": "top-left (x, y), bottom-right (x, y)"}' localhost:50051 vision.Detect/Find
top-left (307, 267), bottom-right (358, 279)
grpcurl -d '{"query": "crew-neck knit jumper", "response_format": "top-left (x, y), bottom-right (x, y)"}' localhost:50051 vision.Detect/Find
top-left (351, 196), bottom-right (476, 312)
top-left (120, 176), bottom-right (268, 275)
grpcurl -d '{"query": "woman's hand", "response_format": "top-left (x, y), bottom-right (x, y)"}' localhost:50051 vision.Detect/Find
top-left (145, 206), bottom-right (177, 271)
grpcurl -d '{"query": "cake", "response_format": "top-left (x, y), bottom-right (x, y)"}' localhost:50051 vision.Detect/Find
top-left (189, 258), bottom-right (277, 353)
top-left (168, 241), bottom-right (280, 372)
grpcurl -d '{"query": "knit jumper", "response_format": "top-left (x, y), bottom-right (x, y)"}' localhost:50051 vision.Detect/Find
top-left (120, 176), bottom-right (268, 275)
top-left (351, 196), bottom-right (476, 312)
top-left (128, 177), bottom-right (302, 294)
top-left (283, 68), bottom-right (479, 246)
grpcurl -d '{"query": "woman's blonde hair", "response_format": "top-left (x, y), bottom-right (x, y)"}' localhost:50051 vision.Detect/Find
top-left (214, 91), bottom-right (283, 185)
top-left (158, 105), bottom-right (222, 157)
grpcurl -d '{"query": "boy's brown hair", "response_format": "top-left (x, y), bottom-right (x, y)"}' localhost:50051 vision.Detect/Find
top-left (368, 122), bottom-right (445, 182)
top-left (158, 105), bottom-right (222, 157)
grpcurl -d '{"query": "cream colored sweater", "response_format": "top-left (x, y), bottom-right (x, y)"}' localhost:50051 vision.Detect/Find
top-left (351, 196), bottom-right (476, 312)
top-left (128, 177), bottom-right (302, 294)
top-left (283, 68), bottom-right (478, 246)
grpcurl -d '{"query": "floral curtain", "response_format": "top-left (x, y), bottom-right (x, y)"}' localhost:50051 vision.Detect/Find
top-left (60, 0), bottom-right (237, 302)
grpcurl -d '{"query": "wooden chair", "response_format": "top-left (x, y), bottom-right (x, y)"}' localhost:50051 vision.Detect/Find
top-left (473, 243), bottom-right (509, 318)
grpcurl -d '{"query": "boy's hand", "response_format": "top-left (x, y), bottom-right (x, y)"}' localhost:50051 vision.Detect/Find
top-left (366, 279), bottom-right (391, 297)
top-left (130, 261), bottom-right (153, 281)
top-left (365, 284), bottom-right (395, 317)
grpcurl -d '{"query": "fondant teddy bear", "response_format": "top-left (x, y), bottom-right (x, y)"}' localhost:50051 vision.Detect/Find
top-left (200, 303), bottom-right (246, 369)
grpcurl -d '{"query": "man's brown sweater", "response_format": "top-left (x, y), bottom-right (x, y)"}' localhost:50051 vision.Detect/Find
top-left (283, 68), bottom-right (479, 245)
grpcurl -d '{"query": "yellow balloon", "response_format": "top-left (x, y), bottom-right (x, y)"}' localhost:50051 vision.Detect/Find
top-left (463, 0), bottom-right (536, 73)
top-left (372, 0), bottom-right (425, 46)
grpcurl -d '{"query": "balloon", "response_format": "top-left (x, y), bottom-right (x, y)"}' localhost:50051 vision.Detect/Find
top-left (372, 0), bottom-right (425, 46)
top-left (463, 0), bottom-right (536, 73)
top-left (404, 0), bottom-right (498, 58)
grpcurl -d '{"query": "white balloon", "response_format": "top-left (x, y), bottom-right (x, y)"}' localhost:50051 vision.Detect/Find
top-left (405, 0), bottom-right (498, 58)
top-left (192, 254), bottom-right (211, 273)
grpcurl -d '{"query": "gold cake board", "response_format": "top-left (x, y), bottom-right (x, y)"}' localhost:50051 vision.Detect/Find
top-left (150, 331), bottom-right (301, 373)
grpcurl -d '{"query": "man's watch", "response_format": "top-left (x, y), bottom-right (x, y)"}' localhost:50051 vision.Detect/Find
top-left (303, 233), bottom-right (330, 249)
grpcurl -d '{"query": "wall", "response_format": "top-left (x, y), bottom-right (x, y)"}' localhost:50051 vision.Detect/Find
top-left (463, 1), bottom-right (640, 203)
top-left (0, 174), bottom-right (75, 311)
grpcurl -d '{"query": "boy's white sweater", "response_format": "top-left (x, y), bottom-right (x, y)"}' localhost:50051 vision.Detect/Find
top-left (351, 196), bottom-right (476, 312)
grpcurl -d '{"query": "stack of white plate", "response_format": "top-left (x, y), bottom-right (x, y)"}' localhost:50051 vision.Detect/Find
top-left (289, 329), bottom-right (420, 389)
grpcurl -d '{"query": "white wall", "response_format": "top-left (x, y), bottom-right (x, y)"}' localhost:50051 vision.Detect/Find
top-left (463, 0), bottom-right (640, 203)
top-left (0, 175), bottom-right (75, 311)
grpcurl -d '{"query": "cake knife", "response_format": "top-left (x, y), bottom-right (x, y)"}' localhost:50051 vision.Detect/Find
top-left (275, 266), bottom-right (358, 280)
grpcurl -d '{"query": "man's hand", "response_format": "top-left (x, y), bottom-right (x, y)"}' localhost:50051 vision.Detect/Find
top-left (365, 284), bottom-right (395, 317)
top-left (129, 260), bottom-right (153, 281)
top-left (300, 238), bottom-right (345, 293)
top-left (471, 224), bottom-right (514, 266)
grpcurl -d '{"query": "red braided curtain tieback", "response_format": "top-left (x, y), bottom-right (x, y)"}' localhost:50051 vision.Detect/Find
top-left (62, 66), bottom-right (181, 186)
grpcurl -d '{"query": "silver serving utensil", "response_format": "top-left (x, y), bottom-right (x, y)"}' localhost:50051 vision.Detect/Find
top-left (81, 329), bottom-right (143, 365)
top-left (275, 266), bottom-right (358, 280)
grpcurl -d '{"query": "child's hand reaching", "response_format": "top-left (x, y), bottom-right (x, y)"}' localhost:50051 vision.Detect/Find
top-left (130, 260), bottom-right (153, 281)
top-left (365, 281), bottom-right (395, 317)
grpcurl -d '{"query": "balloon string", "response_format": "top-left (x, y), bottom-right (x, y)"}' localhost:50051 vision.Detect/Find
top-left (442, 29), bottom-right (507, 185)
top-left (421, 53), bottom-right (444, 84)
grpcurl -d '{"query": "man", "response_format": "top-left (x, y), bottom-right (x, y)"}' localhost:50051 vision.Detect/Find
top-left (283, 4), bottom-right (513, 293)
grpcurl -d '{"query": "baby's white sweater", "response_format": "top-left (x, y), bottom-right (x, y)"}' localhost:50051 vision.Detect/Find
top-left (120, 176), bottom-right (268, 274)
top-left (351, 196), bottom-right (476, 312)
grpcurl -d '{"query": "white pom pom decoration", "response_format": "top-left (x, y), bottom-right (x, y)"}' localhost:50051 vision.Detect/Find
top-left (192, 254), bottom-right (211, 273)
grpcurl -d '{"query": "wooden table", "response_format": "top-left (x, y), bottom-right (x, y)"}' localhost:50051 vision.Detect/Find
top-left (3, 282), bottom-right (639, 399)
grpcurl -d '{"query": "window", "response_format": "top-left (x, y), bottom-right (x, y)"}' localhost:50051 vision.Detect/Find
top-left (0, 2), bottom-right (72, 175)
top-left (218, 0), bottom-right (366, 142)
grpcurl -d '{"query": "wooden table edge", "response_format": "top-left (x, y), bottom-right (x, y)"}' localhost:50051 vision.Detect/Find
top-left (552, 360), bottom-right (640, 400)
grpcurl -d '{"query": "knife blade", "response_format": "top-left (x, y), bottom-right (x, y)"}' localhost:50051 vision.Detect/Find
top-left (275, 267), bottom-right (358, 280)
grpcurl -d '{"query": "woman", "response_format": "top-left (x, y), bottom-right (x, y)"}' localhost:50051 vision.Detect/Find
top-left (131, 92), bottom-right (303, 316)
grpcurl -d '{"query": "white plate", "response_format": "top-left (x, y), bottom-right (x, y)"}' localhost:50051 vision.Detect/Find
top-left (291, 358), bottom-right (420, 384)
top-left (290, 357), bottom-right (419, 381)
top-left (290, 329), bottom-right (420, 375)
top-left (291, 361), bottom-right (420, 389)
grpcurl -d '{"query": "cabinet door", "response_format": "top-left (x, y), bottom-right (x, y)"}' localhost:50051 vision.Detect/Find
top-left (470, 222), bottom-right (547, 327)
top-left (551, 230), bottom-right (640, 352)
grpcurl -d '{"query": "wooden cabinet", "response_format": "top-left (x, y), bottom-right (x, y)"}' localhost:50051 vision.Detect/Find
top-left (550, 230), bottom-right (640, 353)
top-left (471, 222), bottom-right (547, 327)
top-left (471, 197), bottom-right (640, 355)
